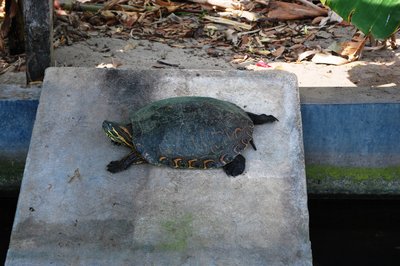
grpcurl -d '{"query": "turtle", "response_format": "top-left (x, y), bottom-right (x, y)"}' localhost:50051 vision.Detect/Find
top-left (102, 96), bottom-right (277, 176)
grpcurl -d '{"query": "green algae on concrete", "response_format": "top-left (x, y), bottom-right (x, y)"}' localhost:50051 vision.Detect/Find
top-left (156, 213), bottom-right (193, 252)
top-left (306, 164), bottom-right (400, 195)
top-left (0, 159), bottom-right (24, 191)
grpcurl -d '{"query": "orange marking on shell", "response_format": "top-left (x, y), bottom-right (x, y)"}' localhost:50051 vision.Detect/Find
top-left (233, 127), bottom-right (242, 138)
top-left (203, 159), bottom-right (215, 169)
top-left (188, 159), bottom-right (198, 169)
top-left (159, 156), bottom-right (167, 162)
top-left (173, 158), bottom-right (182, 168)
top-left (219, 154), bottom-right (227, 164)
top-left (233, 145), bottom-right (242, 154)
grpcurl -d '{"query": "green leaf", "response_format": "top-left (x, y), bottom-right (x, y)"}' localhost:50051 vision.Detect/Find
top-left (320, 0), bottom-right (400, 39)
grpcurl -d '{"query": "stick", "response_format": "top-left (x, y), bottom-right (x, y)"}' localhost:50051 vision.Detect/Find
top-left (204, 15), bottom-right (253, 30)
top-left (60, 2), bottom-right (144, 12)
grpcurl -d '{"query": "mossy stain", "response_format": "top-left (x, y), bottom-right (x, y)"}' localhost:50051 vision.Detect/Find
top-left (0, 159), bottom-right (24, 188)
top-left (306, 164), bottom-right (400, 182)
top-left (156, 213), bottom-right (193, 252)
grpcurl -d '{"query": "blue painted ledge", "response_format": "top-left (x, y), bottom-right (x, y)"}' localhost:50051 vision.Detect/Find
top-left (0, 100), bottom-right (38, 160)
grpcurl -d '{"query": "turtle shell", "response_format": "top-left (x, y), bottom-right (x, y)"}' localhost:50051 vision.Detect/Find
top-left (130, 97), bottom-right (254, 169)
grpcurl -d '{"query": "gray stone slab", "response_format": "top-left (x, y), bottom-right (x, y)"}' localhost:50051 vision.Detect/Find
top-left (6, 68), bottom-right (311, 265)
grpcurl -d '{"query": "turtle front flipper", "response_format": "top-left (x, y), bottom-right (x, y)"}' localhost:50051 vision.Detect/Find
top-left (107, 152), bottom-right (147, 173)
top-left (223, 154), bottom-right (245, 177)
top-left (246, 112), bottom-right (278, 125)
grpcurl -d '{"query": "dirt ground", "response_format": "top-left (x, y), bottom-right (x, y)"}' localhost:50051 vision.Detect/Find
top-left (1, 10), bottom-right (399, 88)
top-left (1, 32), bottom-right (399, 88)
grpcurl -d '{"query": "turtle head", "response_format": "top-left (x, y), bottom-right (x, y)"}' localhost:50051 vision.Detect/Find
top-left (102, 120), bottom-right (134, 149)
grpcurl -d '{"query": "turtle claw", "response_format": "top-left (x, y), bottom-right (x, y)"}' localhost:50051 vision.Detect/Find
top-left (107, 160), bottom-right (125, 173)
top-left (223, 154), bottom-right (245, 177)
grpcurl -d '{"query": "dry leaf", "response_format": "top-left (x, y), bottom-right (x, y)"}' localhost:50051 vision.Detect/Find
top-left (311, 52), bottom-right (348, 65)
top-left (154, 0), bottom-right (184, 13)
top-left (255, 49), bottom-right (271, 56)
top-left (298, 49), bottom-right (319, 61)
top-left (268, 1), bottom-right (326, 20)
top-left (339, 34), bottom-right (367, 61)
top-left (120, 11), bottom-right (139, 27)
top-left (272, 46), bottom-right (285, 57)
top-left (218, 9), bottom-right (259, 22)
top-left (225, 29), bottom-right (239, 45)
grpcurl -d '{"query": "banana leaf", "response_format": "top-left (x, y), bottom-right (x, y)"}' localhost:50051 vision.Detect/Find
top-left (320, 0), bottom-right (400, 39)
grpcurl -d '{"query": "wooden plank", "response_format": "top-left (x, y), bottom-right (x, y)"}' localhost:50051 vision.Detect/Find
top-left (23, 0), bottom-right (54, 83)
top-left (7, 0), bottom-right (25, 54)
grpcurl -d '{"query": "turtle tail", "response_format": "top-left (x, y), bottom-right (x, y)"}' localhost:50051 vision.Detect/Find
top-left (246, 112), bottom-right (278, 125)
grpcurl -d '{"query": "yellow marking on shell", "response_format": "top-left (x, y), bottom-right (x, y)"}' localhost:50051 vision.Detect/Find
top-left (249, 120), bottom-right (255, 129)
top-left (219, 154), bottom-right (227, 164)
top-left (233, 144), bottom-right (242, 154)
top-left (233, 127), bottom-right (242, 138)
top-left (173, 158), bottom-right (182, 168)
top-left (241, 138), bottom-right (249, 146)
top-left (188, 159), bottom-right (198, 169)
top-left (203, 159), bottom-right (215, 169)
top-left (245, 128), bottom-right (253, 138)
top-left (159, 156), bottom-right (167, 162)
top-left (210, 145), bottom-right (217, 154)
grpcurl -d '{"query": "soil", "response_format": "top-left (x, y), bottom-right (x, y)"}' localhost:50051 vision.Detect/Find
top-left (1, 0), bottom-right (399, 88)
top-left (2, 31), bottom-right (399, 88)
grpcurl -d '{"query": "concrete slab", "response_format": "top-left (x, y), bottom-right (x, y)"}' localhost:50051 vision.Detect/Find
top-left (6, 68), bottom-right (311, 265)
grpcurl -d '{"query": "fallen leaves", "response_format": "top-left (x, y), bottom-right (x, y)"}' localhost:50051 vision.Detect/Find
top-left (52, 0), bottom-right (335, 65)
top-left (298, 32), bottom-right (368, 65)
top-left (268, 1), bottom-right (327, 20)
top-left (0, 0), bottom-right (395, 76)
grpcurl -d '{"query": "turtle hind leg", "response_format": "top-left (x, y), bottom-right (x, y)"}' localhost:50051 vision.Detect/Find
top-left (246, 112), bottom-right (278, 125)
top-left (223, 154), bottom-right (246, 177)
top-left (107, 151), bottom-right (147, 173)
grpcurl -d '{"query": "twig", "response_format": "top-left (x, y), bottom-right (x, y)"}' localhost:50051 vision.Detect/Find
top-left (60, 2), bottom-right (144, 12)
top-left (237, 28), bottom-right (261, 37)
top-left (204, 15), bottom-right (253, 30)
top-left (156, 60), bottom-right (180, 67)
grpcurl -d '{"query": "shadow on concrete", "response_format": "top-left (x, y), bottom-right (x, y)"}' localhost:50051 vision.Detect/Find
top-left (348, 48), bottom-right (400, 87)
top-left (0, 197), bottom-right (17, 265)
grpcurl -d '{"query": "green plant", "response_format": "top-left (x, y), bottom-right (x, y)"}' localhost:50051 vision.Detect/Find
top-left (320, 0), bottom-right (400, 39)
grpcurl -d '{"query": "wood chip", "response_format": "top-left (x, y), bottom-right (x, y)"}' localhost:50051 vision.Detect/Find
top-left (203, 15), bottom-right (253, 30)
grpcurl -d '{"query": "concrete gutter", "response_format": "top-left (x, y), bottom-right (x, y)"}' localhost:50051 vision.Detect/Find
top-left (300, 87), bottom-right (400, 195)
top-left (1, 83), bottom-right (400, 195)
top-left (0, 85), bottom-right (40, 194)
